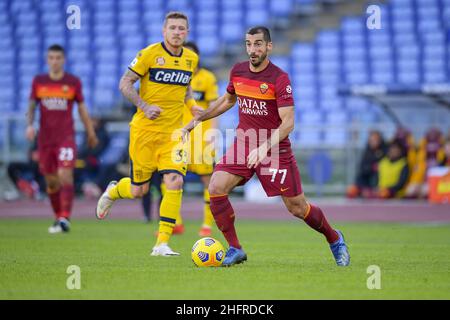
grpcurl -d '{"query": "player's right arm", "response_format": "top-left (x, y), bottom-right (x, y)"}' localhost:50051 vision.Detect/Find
top-left (26, 76), bottom-right (38, 141)
top-left (118, 69), bottom-right (161, 120)
top-left (25, 99), bottom-right (37, 141)
top-left (181, 91), bottom-right (236, 140)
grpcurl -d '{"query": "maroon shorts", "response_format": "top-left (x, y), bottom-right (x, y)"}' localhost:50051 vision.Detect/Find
top-left (214, 141), bottom-right (303, 197)
top-left (38, 140), bottom-right (77, 175)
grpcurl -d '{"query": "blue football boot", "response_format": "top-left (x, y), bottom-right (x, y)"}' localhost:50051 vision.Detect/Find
top-left (222, 246), bottom-right (247, 267)
top-left (330, 230), bottom-right (350, 266)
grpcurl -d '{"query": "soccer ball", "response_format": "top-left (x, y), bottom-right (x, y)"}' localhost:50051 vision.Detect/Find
top-left (191, 237), bottom-right (225, 267)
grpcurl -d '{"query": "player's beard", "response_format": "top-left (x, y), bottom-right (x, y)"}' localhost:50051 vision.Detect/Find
top-left (168, 37), bottom-right (183, 48)
top-left (249, 52), bottom-right (267, 67)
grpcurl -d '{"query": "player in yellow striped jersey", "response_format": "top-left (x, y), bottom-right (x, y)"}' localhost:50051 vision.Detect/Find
top-left (173, 41), bottom-right (219, 237)
top-left (95, 12), bottom-right (202, 257)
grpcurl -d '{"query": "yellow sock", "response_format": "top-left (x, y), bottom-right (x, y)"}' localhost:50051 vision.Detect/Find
top-left (108, 178), bottom-right (134, 200)
top-left (157, 189), bottom-right (182, 245)
top-left (175, 210), bottom-right (183, 225)
top-left (202, 188), bottom-right (214, 228)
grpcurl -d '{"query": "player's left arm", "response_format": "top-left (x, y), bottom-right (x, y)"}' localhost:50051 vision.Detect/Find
top-left (77, 101), bottom-right (99, 149)
top-left (247, 106), bottom-right (294, 168)
top-left (185, 85), bottom-right (203, 117)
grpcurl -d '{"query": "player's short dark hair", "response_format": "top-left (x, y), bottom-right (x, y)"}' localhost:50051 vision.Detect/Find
top-left (164, 11), bottom-right (189, 29)
top-left (47, 44), bottom-right (65, 55)
top-left (247, 26), bottom-right (271, 42)
top-left (183, 41), bottom-right (199, 55)
top-left (390, 139), bottom-right (407, 157)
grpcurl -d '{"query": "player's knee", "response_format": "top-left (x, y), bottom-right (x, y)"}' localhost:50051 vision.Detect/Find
top-left (286, 200), bottom-right (309, 219)
top-left (131, 187), bottom-right (144, 198)
top-left (46, 178), bottom-right (60, 192)
top-left (47, 183), bottom-right (60, 193)
top-left (208, 182), bottom-right (226, 197)
top-left (58, 171), bottom-right (73, 185)
top-left (164, 174), bottom-right (184, 190)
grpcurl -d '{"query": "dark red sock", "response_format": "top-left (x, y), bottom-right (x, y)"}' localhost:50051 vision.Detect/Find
top-left (304, 204), bottom-right (339, 244)
top-left (210, 195), bottom-right (241, 249)
top-left (48, 189), bottom-right (61, 219)
top-left (60, 184), bottom-right (74, 219)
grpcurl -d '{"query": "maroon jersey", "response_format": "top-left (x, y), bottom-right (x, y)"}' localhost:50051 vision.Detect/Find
top-left (226, 61), bottom-right (294, 149)
top-left (30, 73), bottom-right (83, 147)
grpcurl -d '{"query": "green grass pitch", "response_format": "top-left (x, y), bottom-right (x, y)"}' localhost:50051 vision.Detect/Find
top-left (1, 219), bottom-right (449, 299)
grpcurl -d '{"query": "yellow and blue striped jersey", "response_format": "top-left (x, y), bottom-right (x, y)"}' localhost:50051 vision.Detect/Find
top-left (128, 42), bottom-right (198, 133)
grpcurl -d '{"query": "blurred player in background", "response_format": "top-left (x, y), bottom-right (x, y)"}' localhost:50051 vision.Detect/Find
top-left (96, 12), bottom-right (202, 256)
top-left (173, 41), bottom-right (219, 237)
top-left (26, 44), bottom-right (98, 233)
top-left (182, 27), bottom-right (350, 267)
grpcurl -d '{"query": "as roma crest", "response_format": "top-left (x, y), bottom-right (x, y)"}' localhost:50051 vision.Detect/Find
top-left (259, 83), bottom-right (269, 94)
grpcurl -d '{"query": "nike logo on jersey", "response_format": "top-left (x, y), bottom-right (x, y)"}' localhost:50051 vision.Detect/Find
top-left (280, 187), bottom-right (290, 192)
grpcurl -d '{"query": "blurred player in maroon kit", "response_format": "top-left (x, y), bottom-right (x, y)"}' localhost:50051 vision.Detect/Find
top-left (26, 44), bottom-right (98, 233)
top-left (182, 27), bottom-right (350, 266)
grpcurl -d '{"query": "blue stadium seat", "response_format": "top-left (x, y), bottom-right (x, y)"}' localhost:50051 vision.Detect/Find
top-left (246, 0), bottom-right (267, 10)
top-left (93, 89), bottom-right (115, 108)
top-left (295, 85), bottom-right (317, 101)
top-left (323, 129), bottom-right (348, 146)
top-left (221, 23), bottom-right (244, 43)
top-left (299, 110), bottom-right (323, 124)
top-left (15, 25), bottom-right (36, 37)
top-left (317, 46), bottom-right (339, 61)
top-left (295, 130), bottom-right (322, 146)
top-left (97, 64), bottom-right (118, 77)
top-left (222, 7), bottom-right (243, 22)
top-left (118, 10), bottom-right (140, 24)
top-left (19, 50), bottom-right (40, 62)
top-left (95, 76), bottom-right (117, 89)
top-left (194, 0), bottom-right (219, 10)
top-left (318, 72), bottom-right (340, 85)
top-left (197, 36), bottom-right (220, 56)
top-left (317, 30), bottom-right (340, 47)
top-left (270, 0), bottom-right (293, 17)
top-left (341, 17), bottom-right (364, 33)
top-left (345, 72), bottom-right (369, 85)
top-left (196, 22), bottom-right (218, 36)
top-left (292, 43), bottom-right (315, 61)
top-left (143, 10), bottom-right (165, 25)
top-left (418, 20), bottom-right (441, 33)
top-left (246, 9), bottom-right (269, 26)
top-left (118, 24), bottom-right (141, 37)
top-left (68, 35), bottom-right (90, 50)
top-left (270, 56), bottom-right (290, 72)
top-left (320, 98), bottom-right (343, 111)
top-left (197, 9), bottom-right (219, 22)
top-left (167, 0), bottom-right (190, 11)
top-left (423, 45), bottom-right (445, 60)
top-left (10, 0), bottom-right (33, 13)
top-left (293, 72), bottom-right (316, 88)
top-left (143, 0), bottom-right (164, 9)
top-left (67, 50), bottom-right (90, 65)
top-left (342, 33), bottom-right (365, 47)
top-left (71, 62), bottom-right (93, 77)
top-left (221, 0), bottom-right (242, 10)
top-left (118, 0), bottom-right (139, 9)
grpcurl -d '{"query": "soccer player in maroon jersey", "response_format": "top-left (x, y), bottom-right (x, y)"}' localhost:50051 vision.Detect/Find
top-left (182, 27), bottom-right (350, 266)
top-left (26, 44), bottom-right (98, 233)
